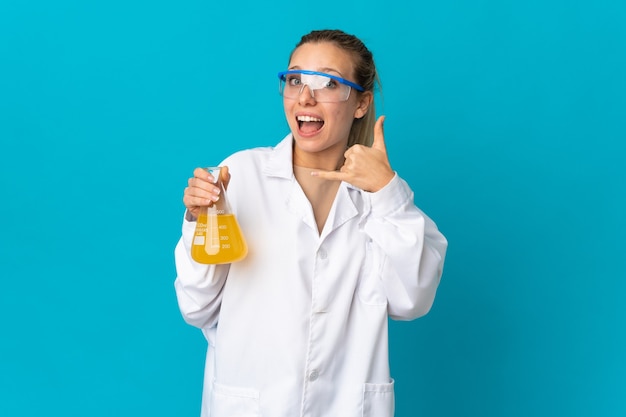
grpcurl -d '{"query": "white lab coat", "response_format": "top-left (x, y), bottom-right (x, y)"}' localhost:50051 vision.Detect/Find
top-left (174, 134), bottom-right (448, 417)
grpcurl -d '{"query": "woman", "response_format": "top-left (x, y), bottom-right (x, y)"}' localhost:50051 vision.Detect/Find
top-left (175, 29), bottom-right (448, 417)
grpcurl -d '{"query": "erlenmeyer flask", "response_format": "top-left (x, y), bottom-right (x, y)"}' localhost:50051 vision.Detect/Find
top-left (191, 167), bottom-right (248, 264)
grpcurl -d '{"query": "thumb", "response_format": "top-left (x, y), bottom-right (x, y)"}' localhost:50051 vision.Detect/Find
top-left (220, 166), bottom-right (231, 190)
top-left (372, 115), bottom-right (387, 153)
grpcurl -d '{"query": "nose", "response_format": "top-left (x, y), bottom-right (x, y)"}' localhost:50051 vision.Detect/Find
top-left (298, 84), bottom-right (317, 105)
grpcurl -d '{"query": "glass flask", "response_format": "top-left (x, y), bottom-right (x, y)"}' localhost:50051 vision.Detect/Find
top-left (191, 167), bottom-right (248, 264)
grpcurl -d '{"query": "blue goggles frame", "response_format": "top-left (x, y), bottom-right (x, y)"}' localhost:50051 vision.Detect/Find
top-left (277, 70), bottom-right (366, 92)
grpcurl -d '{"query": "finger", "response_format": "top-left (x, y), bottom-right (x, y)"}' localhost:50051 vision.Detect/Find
top-left (310, 169), bottom-right (347, 182)
top-left (189, 175), bottom-right (219, 193)
top-left (188, 168), bottom-right (221, 201)
top-left (184, 184), bottom-right (219, 205)
top-left (193, 167), bottom-right (214, 182)
top-left (371, 115), bottom-right (387, 153)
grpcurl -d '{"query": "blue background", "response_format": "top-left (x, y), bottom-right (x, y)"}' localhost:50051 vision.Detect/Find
top-left (1, 1), bottom-right (624, 416)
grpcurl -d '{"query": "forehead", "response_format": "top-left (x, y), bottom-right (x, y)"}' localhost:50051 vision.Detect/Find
top-left (289, 42), bottom-right (356, 78)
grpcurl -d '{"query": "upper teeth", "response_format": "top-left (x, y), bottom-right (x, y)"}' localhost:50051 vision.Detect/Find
top-left (297, 115), bottom-right (322, 122)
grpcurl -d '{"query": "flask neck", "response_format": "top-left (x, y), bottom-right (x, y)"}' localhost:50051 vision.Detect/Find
top-left (211, 179), bottom-right (231, 214)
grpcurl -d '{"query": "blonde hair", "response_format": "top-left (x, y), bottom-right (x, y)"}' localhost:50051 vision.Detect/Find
top-left (290, 29), bottom-right (381, 147)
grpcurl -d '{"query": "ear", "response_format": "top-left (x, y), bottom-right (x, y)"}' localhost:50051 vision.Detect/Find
top-left (353, 91), bottom-right (373, 119)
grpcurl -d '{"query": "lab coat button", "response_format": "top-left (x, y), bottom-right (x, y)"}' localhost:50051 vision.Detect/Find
top-left (318, 249), bottom-right (327, 260)
top-left (308, 369), bottom-right (319, 381)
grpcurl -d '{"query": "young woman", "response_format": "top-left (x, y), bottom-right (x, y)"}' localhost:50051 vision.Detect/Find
top-left (175, 29), bottom-right (448, 417)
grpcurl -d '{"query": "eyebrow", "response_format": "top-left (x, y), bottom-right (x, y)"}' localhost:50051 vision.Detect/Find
top-left (288, 65), bottom-right (346, 78)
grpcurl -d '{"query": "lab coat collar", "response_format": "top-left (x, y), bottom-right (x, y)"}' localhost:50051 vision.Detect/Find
top-left (264, 134), bottom-right (362, 239)
top-left (262, 134), bottom-right (295, 180)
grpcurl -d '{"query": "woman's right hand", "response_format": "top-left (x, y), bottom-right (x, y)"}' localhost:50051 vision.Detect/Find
top-left (183, 166), bottom-right (231, 220)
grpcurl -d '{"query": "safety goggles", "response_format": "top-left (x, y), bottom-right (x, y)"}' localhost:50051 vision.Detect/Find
top-left (278, 70), bottom-right (365, 103)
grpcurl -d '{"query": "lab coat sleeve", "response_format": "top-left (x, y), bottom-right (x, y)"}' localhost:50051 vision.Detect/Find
top-left (174, 214), bottom-right (230, 329)
top-left (363, 174), bottom-right (448, 321)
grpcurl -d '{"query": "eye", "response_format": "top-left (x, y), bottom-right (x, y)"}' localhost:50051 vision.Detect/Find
top-left (324, 79), bottom-right (338, 89)
top-left (286, 75), bottom-right (301, 86)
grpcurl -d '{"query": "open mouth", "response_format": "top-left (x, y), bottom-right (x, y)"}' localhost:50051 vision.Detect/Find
top-left (297, 115), bottom-right (324, 135)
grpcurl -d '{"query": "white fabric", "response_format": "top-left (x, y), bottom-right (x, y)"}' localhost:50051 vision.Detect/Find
top-left (174, 134), bottom-right (448, 417)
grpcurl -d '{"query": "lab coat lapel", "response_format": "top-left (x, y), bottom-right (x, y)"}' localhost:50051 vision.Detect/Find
top-left (263, 134), bottom-right (360, 237)
top-left (319, 184), bottom-right (359, 240)
top-left (262, 134), bottom-right (294, 180)
top-left (285, 182), bottom-right (319, 233)
top-left (264, 135), bottom-right (319, 233)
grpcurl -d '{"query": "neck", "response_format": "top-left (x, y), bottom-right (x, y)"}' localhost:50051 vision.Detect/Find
top-left (292, 141), bottom-right (347, 171)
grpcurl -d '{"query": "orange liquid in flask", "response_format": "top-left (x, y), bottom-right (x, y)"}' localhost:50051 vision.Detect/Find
top-left (191, 212), bottom-right (248, 264)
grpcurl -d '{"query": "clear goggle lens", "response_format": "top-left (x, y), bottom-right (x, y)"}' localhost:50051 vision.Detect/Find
top-left (278, 70), bottom-right (365, 103)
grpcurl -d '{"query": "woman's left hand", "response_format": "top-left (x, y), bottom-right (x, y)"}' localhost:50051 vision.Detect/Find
top-left (312, 116), bottom-right (395, 192)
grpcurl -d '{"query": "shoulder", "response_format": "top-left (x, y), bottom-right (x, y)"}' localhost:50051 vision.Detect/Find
top-left (223, 146), bottom-right (273, 165)
top-left (222, 134), bottom-right (291, 166)
top-left (221, 134), bottom-right (293, 181)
